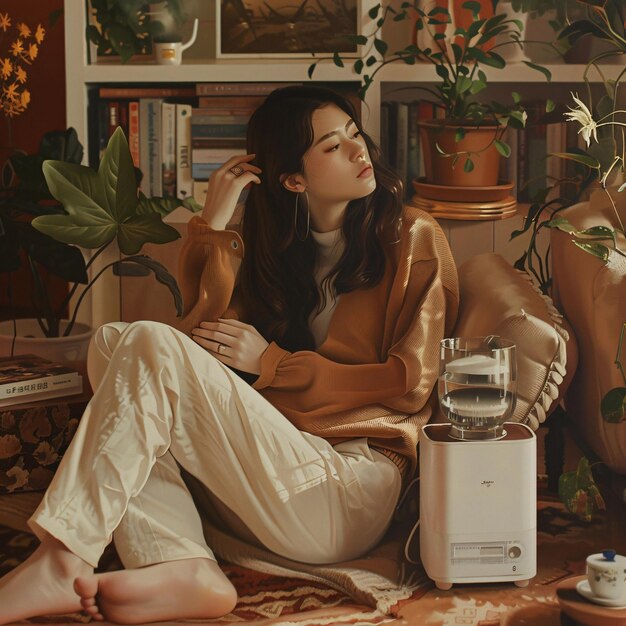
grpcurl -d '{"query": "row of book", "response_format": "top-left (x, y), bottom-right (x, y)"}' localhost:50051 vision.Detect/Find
top-left (0, 354), bottom-right (83, 408)
top-left (90, 82), bottom-right (300, 203)
top-left (382, 99), bottom-right (585, 202)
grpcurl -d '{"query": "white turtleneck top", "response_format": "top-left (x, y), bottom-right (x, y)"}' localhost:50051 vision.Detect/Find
top-left (309, 227), bottom-right (345, 348)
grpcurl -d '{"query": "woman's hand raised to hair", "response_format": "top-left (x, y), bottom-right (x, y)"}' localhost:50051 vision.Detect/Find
top-left (201, 154), bottom-right (262, 230)
top-left (191, 318), bottom-right (269, 375)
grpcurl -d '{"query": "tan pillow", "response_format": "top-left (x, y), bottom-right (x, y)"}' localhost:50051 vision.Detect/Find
top-left (452, 253), bottom-right (577, 430)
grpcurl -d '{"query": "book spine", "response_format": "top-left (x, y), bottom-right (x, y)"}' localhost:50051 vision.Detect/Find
top-left (192, 108), bottom-right (256, 117)
top-left (191, 137), bottom-right (247, 149)
top-left (192, 148), bottom-right (246, 162)
top-left (139, 99), bottom-right (152, 196)
top-left (417, 101), bottom-right (434, 180)
top-left (107, 101), bottom-right (120, 138)
top-left (197, 96), bottom-right (266, 108)
top-left (118, 101), bottom-right (129, 137)
top-left (380, 102), bottom-right (390, 162)
top-left (161, 102), bottom-right (177, 197)
top-left (517, 126), bottom-right (528, 202)
top-left (386, 102), bottom-right (398, 169)
top-left (0, 378), bottom-right (84, 408)
top-left (546, 121), bottom-right (564, 197)
top-left (98, 100), bottom-right (109, 163)
top-left (99, 87), bottom-right (196, 98)
top-left (190, 114), bottom-right (251, 125)
top-left (407, 101), bottom-right (421, 191)
top-left (176, 104), bottom-right (193, 201)
top-left (146, 99), bottom-right (163, 197)
top-left (192, 162), bottom-right (222, 180)
top-left (195, 82), bottom-right (298, 96)
top-left (395, 102), bottom-right (409, 197)
top-left (0, 372), bottom-right (81, 398)
top-left (190, 124), bottom-right (248, 138)
top-left (128, 101), bottom-right (140, 168)
top-left (527, 122), bottom-right (547, 200)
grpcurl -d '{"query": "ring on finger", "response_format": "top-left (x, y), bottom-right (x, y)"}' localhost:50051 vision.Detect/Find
top-left (217, 343), bottom-right (226, 354)
top-left (229, 165), bottom-right (245, 177)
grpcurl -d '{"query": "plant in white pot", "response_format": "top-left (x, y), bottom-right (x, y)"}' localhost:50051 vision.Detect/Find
top-left (0, 126), bottom-right (199, 362)
top-left (309, 0), bottom-right (550, 188)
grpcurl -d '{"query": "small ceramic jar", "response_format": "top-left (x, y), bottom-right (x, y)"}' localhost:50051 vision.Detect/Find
top-left (586, 551), bottom-right (626, 600)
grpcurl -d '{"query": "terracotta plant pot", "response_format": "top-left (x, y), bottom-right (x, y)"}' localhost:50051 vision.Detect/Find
top-left (418, 120), bottom-right (504, 187)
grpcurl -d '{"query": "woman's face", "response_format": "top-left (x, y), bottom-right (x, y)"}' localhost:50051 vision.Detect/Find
top-left (301, 104), bottom-right (377, 207)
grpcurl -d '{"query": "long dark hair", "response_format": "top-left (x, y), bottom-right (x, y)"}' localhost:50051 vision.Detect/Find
top-left (239, 85), bottom-right (404, 352)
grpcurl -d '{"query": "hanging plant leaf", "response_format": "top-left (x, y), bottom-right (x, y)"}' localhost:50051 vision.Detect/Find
top-left (495, 140), bottom-right (511, 157)
top-left (38, 127), bottom-right (180, 255)
top-left (113, 255), bottom-right (183, 316)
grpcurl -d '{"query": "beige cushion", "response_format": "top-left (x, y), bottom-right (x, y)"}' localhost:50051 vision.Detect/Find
top-left (452, 253), bottom-right (577, 430)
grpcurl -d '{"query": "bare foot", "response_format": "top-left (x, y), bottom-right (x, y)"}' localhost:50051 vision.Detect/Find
top-left (73, 558), bottom-right (237, 624)
top-left (0, 534), bottom-right (92, 625)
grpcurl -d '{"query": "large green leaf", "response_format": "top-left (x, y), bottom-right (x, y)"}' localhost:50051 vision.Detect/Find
top-left (117, 214), bottom-right (180, 255)
top-left (36, 127), bottom-right (179, 255)
top-left (98, 126), bottom-right (137, 223)
top-left (30, 211), bottom-right (118, 249)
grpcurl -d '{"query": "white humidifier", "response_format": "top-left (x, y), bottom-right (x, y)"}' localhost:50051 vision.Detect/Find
top-left (419, 337), bottom-right (537, 590)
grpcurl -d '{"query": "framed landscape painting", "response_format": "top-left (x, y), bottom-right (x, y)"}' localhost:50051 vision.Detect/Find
top-left (216, 0), bottom-right (359, 58)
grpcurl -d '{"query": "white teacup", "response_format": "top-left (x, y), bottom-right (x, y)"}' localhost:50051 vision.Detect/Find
top-left (586, 551), bottom-right (626, 600)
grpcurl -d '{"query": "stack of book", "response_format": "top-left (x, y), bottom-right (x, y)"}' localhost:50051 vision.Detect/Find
top-left (91, 82), bottom-right (303, 207)
top-left (0, 354), bottom-right (83, 408)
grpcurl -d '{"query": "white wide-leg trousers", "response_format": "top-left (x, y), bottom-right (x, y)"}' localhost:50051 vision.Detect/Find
top-left (28, 321), bottom-right (401, 568)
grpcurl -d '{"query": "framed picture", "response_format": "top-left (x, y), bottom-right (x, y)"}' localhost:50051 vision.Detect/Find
top-left (216, 0), bottom-right (359, 58)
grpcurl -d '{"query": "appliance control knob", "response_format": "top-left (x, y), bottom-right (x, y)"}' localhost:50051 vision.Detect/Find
top-left (508, 546), bottom-right (522, 559)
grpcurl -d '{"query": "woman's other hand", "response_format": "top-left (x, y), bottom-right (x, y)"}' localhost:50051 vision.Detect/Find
top-left (201, 154), bottom-right (262, 230)
top-left (191, 318), bottom-right (269, 375)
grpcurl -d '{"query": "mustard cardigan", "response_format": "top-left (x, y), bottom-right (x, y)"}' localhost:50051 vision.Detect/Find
top-left (176, 205), bottom-right (459, 481)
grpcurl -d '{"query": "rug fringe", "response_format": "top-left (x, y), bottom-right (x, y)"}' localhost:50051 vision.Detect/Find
top-left (202, 519), bottom-right (424, 614)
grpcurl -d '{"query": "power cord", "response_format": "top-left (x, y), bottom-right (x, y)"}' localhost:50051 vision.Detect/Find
top-left (394, 475), bottom-right (421, 565)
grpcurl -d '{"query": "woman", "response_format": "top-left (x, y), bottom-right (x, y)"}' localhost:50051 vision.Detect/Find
top-left (0, 85), bottom-right (458, 624)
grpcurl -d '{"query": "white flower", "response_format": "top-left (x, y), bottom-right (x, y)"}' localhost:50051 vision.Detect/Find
top-left (564, 93), bottom-right (598, 147)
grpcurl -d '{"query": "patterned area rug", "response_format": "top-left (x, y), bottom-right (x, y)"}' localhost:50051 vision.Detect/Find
top-left (1, 477), bottom-right (625, 626)
top-left (0, 524), bottom-right (419, 626)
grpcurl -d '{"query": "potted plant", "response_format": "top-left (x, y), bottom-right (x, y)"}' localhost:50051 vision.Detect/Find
top-left (309, 0), bottom-right (551, 187)
top-left (0, 126), bottom-right (200, 362)
top-left (86, 0), bottom-right (187, 64)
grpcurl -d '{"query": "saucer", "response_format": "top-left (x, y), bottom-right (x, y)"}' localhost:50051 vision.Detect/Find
top-left (576, 579), bottom-right (626, 608)
top-left (412, 178), bottom-right (514, 202)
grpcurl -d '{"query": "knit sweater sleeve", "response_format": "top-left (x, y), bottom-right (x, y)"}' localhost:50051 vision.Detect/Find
top-left (253, 215), bottom-right (459, 426)
top-left (175, 215), bottom-right (244, 335)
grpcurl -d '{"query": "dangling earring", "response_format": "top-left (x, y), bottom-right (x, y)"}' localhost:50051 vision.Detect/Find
top-left (294, 190), bottom-right (310, 241)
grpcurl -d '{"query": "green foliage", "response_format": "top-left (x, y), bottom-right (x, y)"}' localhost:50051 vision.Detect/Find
top-left (40, 128), bottom-right (181, 255)
top-left (86, 0), bottom-right (187, 63)
top-left (558, 457), bottom-right (606, 522)
top-left (308, 0), bottom-right (550, 126)
top-left (0, 127), bottom-right (200, 338)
